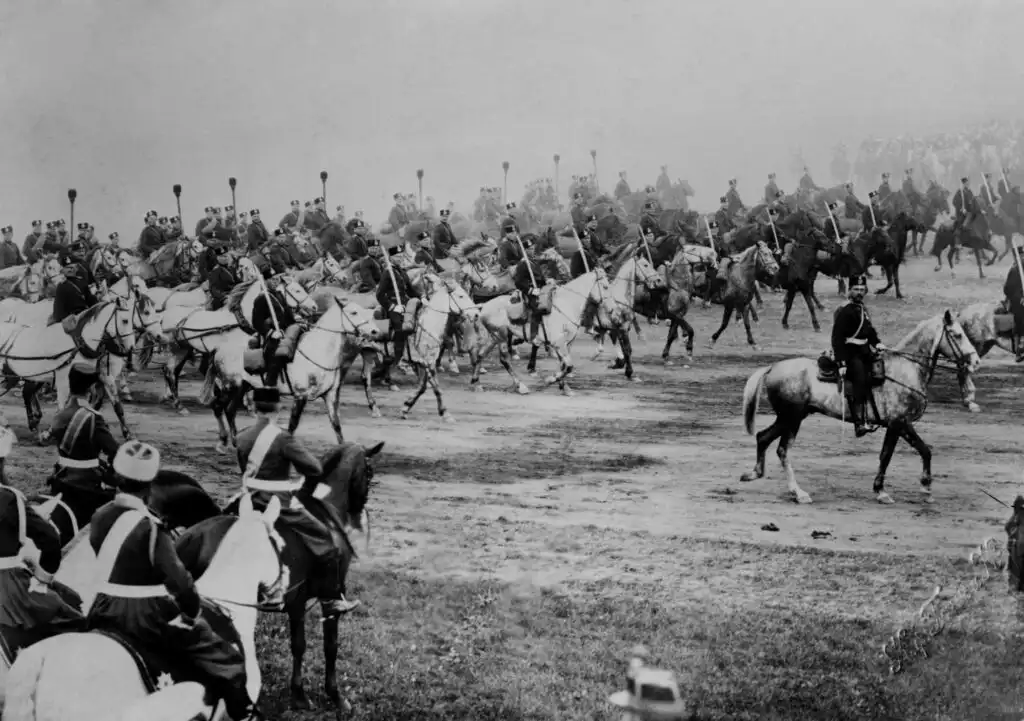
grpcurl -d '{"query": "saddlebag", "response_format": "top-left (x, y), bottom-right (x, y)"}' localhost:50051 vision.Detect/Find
top-left (507, 290), bottom-right (527, 324)
top-left (274, 323), bottom-right (303, 361)
top-left (816, 351), bottom-right (839, 383)
top-left (243, 349), bottom-right (265, 375)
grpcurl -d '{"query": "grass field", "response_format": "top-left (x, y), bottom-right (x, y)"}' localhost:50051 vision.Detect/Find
top-left (4, 251), bottom-right (1024, 720)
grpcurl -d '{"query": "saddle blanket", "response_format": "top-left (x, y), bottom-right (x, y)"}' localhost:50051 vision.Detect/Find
top-left (816, 352), bottom-right (885, 386)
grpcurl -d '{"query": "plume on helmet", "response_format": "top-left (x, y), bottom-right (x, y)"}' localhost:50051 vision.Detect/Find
top-left (451, 236), bottom-right (497, 263)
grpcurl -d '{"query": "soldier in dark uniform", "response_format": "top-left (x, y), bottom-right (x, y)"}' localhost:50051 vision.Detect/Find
top-left (512, 236), bottom-right (552, 345)
top-left (714, 196), bottom-right (736, 237)
top-left (764, 173), bottom-right (779, 205)
top-left (60, 238), bottom-right (91, 275)
top-left (831, 275), bottom-right (884, 437)
top-left (725, 179), bottom-right (743, 215)
top-left (0, 425), bottom-right (85, 647)
top-left (902, 169), bottom-right (923, 211)
top-left (387, 194), bottom-right (409, 238)
top-left (22, 220), bottom-right (44, 263)
top-left (157, 217), bottom-right (171, 239)
top-left (54, 219), bottom-right (69, 245)
top-left (42, 368), bottom-right (120, 526)
top-left (799, 167), bottom-right (817, 192)
top-left (1003, 249), bottom-right (1024, 363)
top-left (88, 441), bottom-right (254, 721)
top-left (309, 197), bottom-right (330, 230)
top-left (194, 207), bottom-right (216, 239)
top-left (318, 211), bottom-right (349, 262)
top-left (0, 225), bottom-right (22, 269)
top-left (251, 281), bottom-right (299, 387)
top-left (166, 215), bottom-right (184, 242)
top-left (862, 191), bottom-right (884, 230)
top-left (952, 177), bottom-right (979, 234)
top-left (413, 230), bottom-right (443, 272)
top-left (569, 192), bottom-right (587, 229)
top-left (278, 200), bottom-right (301, 232)
top-left (569, 214), bottom-right (604, 278)
top-left (497, 220), bottom-right (524, 270)
top-left (348, 225), bottom-right (379, 292)
top-left (639, 200), bottom-right (664, 239)
top-left (246, 208), bottom-right (269, 252)
top-left (41, 222), bottom-right (62, 255)
top-left (614, 171), bottom-right (631, 200)
top-left (376, 246), bottom-right (420, 376)
top-left (844, 183), bottom-right (865, 220)
top-left (235, 387), bottom-right (359, 617)
top-left (433, 208), bottom-right (457, 259)
top-left (877, 173), bottom-right (892, 202)
top-left (51, 262), bottom-right (99, 325)
top-left (138, 211), bottom-right (165, 258)
top-left (207, 245), bottom-right (238, 310)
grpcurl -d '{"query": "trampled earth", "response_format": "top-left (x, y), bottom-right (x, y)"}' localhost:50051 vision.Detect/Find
top-left (5, 254), bottom-right (1024, 720)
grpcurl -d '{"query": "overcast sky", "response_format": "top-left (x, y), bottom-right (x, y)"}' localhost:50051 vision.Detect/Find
top-left (1, 0), bottom-right (1021, 237)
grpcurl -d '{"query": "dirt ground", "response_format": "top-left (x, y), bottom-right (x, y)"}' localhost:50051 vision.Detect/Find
top-left (4, 250), bottom-right (1024, 720)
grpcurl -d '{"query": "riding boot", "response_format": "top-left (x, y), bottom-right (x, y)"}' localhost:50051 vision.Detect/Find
top-left (318, 556), bottom-right (360, 619)
top-left (263, 358), bottom-right (281, 388)
top-left (528, 315), bottom-right (541, 347)
top-left (1016, 335), bottom-right (1024, 363)
top-left (852, 399), bottom-right (870, 437)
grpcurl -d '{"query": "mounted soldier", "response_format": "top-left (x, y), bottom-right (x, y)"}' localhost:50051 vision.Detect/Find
top-left (877, 172), bottom-right (892, 202)
top-left (500, 202), bottom-right (520, 235)
top-left (306, 197), bottom-right (329, 232)
top-left (376, 245), bottom-right (420, 350)
top-left (412, 230), bottom-right (443, 272)
top-left (194, 207), bottom-right (215, 239)
top-left (861, 191), bottom-right (886, 231)
top-left (41, 367), bottom-right (120, 525)
top-left (0, 424), bottom-right (85, 655)
top-left (714, 196), bottom-right (736, 237)
top-left (318, 208), bottom-right (349, 262)
top-left (345, 220), bottom-right (378, 291)
top-left (278, 200), bottom-right (302, 232)
top-left (207, 244), bottom-right (238, 310)
top-left (1004, 245), bottom-right (1024, 363)
top-left (569, 214), bottom-right (604, 277)
top-left (952, 176), bottom-right (980, 239)
top-left (432, 207), bottom-right (457, 259)
top-left (22, 220), bottom-right (44, 263)
top-left (246, 208), bottom-right (269, 252)
top-left (569, 192), bottom-right (587, 228)
top-left (0, 225), bottom-right (22, 269)
top-left (614, 171), bottom-right (631, 200)
top-left (233, 212), bottom-right (248, 241)
top-left (236, 387), bottom-right (359, 618)
top-left (513, 235), bottom-right (555, 346)
top-left (764, 173), bottom-right (780, 205)
top-left (251, 277), bottom-right (305, 388)
top-left (88, 441), bottom-right (255, 721)
top-left (51, 261), bottom-right (98, 325)
top-left (640, 199), bottom-right (664, 238)
top-left (138, 210), bottom-right (165, 258)
top-left (166, 215), bottom-right (184, 242)
top-left (388, 193), bottom-right (410, 239)
top-left (60, 238), bottom-right (92, 280)
top-left (725, 178), bottom-right (743, 215)
top-left (497, 219), bottom-right (524, 270)
top-left (998, 167), bottom-right (1014, 198)
top-left (831, 275), bottom-right (885, 437)
top-left (843, 182), bottom-right (865, 219)
top-left (901, 169), bottom-right (923, 211)
top-left (656, 166), bottom-right (671, 194)
top-left (799, 166), bottom-right (817, 192)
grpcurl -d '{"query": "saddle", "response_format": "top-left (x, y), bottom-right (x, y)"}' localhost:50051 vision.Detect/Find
top-left (816, 350), bottom-right (886, 387)
top-left (90, 600), bottom-right (243, 694)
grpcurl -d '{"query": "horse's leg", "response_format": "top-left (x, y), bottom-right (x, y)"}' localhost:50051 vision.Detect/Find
top-left (661, 319), bottom-right (679, 364)
top-left (740, 417), bottom-right (786, 483)
top-left (836, 276), bottom-right (846, 296)
top-left (163, 348), bottom-right (193, 416)
top-left (323, 383), bottom-right (345, 443)
top-left (753, 284), bottom-right (764, 309)
top-left (899, 421), bottom-right (934, 503)
top-left (210, 385), bottom-right (231, 454)
top-left (802, 287), bottom-right (820, 332)
top-left (99, 363), bottom-right (131, 440)
top-left (543, 342), bottom-right (574, 397)
top-left (679, 316), bottom-right (695, 359)
top-left (287, 606), bottom-right (311, 710)
top-left (957, 366), bottom-right (981, 413)
top-left (322, 613), bottom-right (341, 707)
top-left (224, 384), bottom-right (248, 447)
top-left (875, 268), bottom-right (894, 295)
top-left (740, 305), bottom-right (758, 348)
top-left (526, 341), bottom-right (541, 376)
top-left (426, 366), bottom-right (452, 422)
top-left (287, 395), bottom-right (308, 434)
top-left (22, 380), bottom-right (41, 437)
top-left (892, 264), bottom-right (903, 300)
top-left (709, 304), bottom-right (734, 346)
top-left (507, 332), bottom-right (520, 361)
top-left (872, 423), bottom-right (903, 504)
top-left (619, 329), bottom-right (634, 380)
top-left (974, 247), bottom-right (985, 279)
top-left (606, 330), bottom-right (626, 371)
top-left (781, 287), bottom-right (796, 329)
top-left (360, 349), bottom-right (383, 418)
top-left (591, 329), bottom-right (605, 360)
top-left (776, 420), bottom-right (812, 504)
top-left (400, 365), bottom-right (431, 419)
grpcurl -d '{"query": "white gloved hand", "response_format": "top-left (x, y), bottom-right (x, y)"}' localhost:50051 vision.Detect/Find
top-left (269, 330), bottom-right (283, 341)
top-left (875, 343), bottom-right (887, 351)
top-left (838, 366), bottom-right (846, 378)
top-left (168, 614), bottom-right (196, 630)
top-left (529, 288), bottom-right (540, 297)
top-left (394, 304), bottom-right (405, 314)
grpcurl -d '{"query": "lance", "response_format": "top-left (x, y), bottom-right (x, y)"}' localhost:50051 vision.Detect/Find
top-left (767, 208), bottom-right (781, 249)
top-left (980, 172), bottom-right (996, 205)
top-left (639, 227), bottom-right (654, 266)
top-left (502, 161), bottom-right (510, 205)
top-left (867, 191), bottom-right (878, 228)
top-left (1001, 166), bottom-right (1011, 193)
top-left (416, 169), bottom-right (423, 210)
top-left (824, 201), bottom-right (841, 240)
top-left (1012, 241), bottom-right (1024, 315)
top-left (570, 226), bottom-right (591, 274)
top-left (513, 233), bottom-right (538, 290)
top-left (256, 272), bottom-right (281, 333)
top-left (590, 149), bottom-right (598, 192)
top-left (703, 216), bottom-right (717, 254)
top-left (228, 177), bottom-right (238, 228)
top-left (173, 184), bottom-right (184, 234)
top-left (67, 189), bottom-right (77, 248)
top-left (321, 171), bottom-right (328, 211)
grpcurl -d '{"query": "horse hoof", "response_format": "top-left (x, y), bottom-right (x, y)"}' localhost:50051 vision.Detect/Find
top-left (752, 344), bottom-right (761, 351)
top-left (920, 489), bottom-right (934, 504)
top-left (215, 442), bottom-right (229, 455)
top-left (528, 371), bottom-right (538, 378)
top-left (812, 326), bottom-right (821, 333)
top-left (442, 413), bottom-right (456, 424)
top-left (544, 375), bottom-right (557, 384)
top-left (370, 407), bottom-right (382, 419)
top-left (516, 382), bottom-right (530, 395)
top-left (479, 366), bottom-right (489, 374)
top-left (290, 689), bottom-right (312, 711)
top-left (510, 353), bottom-right (521, 361)
top-left (630, 376), bottom-right (641, 383)
top-left (739, 472), bottom-right (756, 483)
top-left (781, 323), bottom-right (789, 330)
top-left (400, 410), bottom-right (410, 420)
top-left (795, 491), bottom-right (813, 504)
top-left (876, 491), bottom-right (895, 505)
top-left (663, 358), bottom-right (673, 366)
top-left (561, 388), bottom-right (575, 398)
top-left (177, 407), bottom-right (190, 417)
top-left (447, 363), bottom-right (460, 374)
top-left (120, 393), bottom-right (134, 403)
top-left (388, 384), bottom-right (399, 392)
top-left (966, 402), bottom-right (981, 413)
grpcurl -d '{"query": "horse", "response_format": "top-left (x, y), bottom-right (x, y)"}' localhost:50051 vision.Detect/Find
top-left (290, 255), bottom-right (348, 290)
top-left (985, 190), bottom-right (1024, 262)
top-left (92, 274), bottom-right (162, 403)
top-left (115, 236), bottom-right (203, 287)
top-left (0, 257), bottom-right (63, 302)
top-left (157, 276), bottom-right (319, 414)
top-left (2, 494), bottom-right (288, 721)
top-left (1, 300), bottom-right (137, 439)
top-left (954, 301), bottom-right (1023, 413)
top-left (708, 241), bottom-right (780, 349)
top-left (906, 183), bottom-right (951, 255)
top-left (777, 230), bottom-right (840, 332)
top-left (930, 219), bottom-right (996, 279)
top-left (391, 275), bottom-right (480, 422)
top-left (739, 310), bottom-right (980, 504)
top-left (637, 244), bottom-right (716, 364)
top-left (469, 268), bottom-right (617, 395)
top-left (206, 294), bottom-right (386, 450)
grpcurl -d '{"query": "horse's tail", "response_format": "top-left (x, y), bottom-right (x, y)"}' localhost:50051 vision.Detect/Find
top-left (198, 356), bottom-right (217, 406)
top-left (742, 366), bottom-right (771, 435)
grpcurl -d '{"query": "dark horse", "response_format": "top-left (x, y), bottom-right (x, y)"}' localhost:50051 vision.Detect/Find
top-left (708, 241), bottom-right (780, 349)
top-left (777, 229), bottom-right (840, 332)
top-left (930, 217), bottom-right (996, 279)
top-left (118, 442), bottom-right (384, 711)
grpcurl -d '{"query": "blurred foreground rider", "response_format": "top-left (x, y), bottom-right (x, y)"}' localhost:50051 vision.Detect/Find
top-left (43, 367), bottom-right (120, 527)
top-left (831, 275), bottom-right (885, 437)
top-left (88, 441), bottom-right (255, 721)
top-left (236, 387), bottom-right (360, 617)
top-left (207, 245), bottom-right (238, 310)
top-left (1003, 244), bottom-right (1024, 363)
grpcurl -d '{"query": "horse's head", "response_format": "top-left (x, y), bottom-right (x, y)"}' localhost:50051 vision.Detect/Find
top-left (334, 296), bottom-right (387, 342)
top-left (17, 265), bottom-right (44, 301)
top-left (537, 247), bottom-right (571, 283)
top-left (754, 241), bottom-right (780, 276)
top-left (321, 255), bottom-right (345, 284)
top-left (275, 276), bottom-right (319, 318)
top-left (632, 254), bottom-right (665, 291)
top-left (39, 256), bottom-right (64, 287)
top-left (443, 277), bottom-right (480, 321)
top-left (236, 257), bottom-right (260, 283)
top-left (316, 442), bottom-right (386, 537)
top-left (229, 493), bottom-right (289, 609)
top-left (84, 299), bottom-right (136, 356)
top-left (932, 309), bottom-right (980, 373)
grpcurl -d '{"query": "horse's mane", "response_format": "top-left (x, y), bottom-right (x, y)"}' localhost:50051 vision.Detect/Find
top-left (537, 247), bottom-right (571, 283)
top-left (225, 279), bottom-right (257, 313)
top-left (451, 236), bottom-right (496, 262)
top-left (604, 242), bottom-right (636, 279)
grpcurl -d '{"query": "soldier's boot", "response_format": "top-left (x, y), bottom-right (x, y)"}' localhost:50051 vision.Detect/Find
top-left (851, 397), bottom-right (871, 437)
top-left (1015, 333), bottom-right (1024, 363)
top-left (318, 556), bottom-right (360, 619)
top-left (579, 300), bottom-right (597, 335)
top-left (528, 314), bottom-right (541, 347)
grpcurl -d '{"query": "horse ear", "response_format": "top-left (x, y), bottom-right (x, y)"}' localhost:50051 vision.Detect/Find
top-left (943, 309), bottom-right (954, 326)
top-left (364, 441), bottom-right (385, 458)
top-left (263, 495), bottom-right (282, 525)
top-left (238, 492), bottom-right (255, 517)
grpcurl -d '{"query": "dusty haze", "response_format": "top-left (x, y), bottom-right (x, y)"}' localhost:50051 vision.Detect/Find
top-left (2, 0), bottom-right (1021, 237)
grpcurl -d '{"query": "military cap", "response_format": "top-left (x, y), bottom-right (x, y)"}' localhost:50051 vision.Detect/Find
top-left (249, 208), bottom-right (260, 216)
top-left (394, 193), bottom-right (402, 200)
top-left (387, 245), bottom-right (401, 256)
top-left (644, 185), bottom-right (655, 193)
top-left (1, 226), bottom-right (12, 234)
top-left (109, 232), bottom-right (119, 241)
top-left (313, 197), bottom-right (324, 204)
top-left (237, 212), bottom-right (248, 219)
top-left (707, 220), bottom-right (719, 229)
top-left (45, 221), bottom-right (54, 229)
top-left (642, 201), bottom-right (655, 210)
top-left (224, 205), bottom-right (234, 212)
top-left (351, 219), bottom-right (365, 228)
top-left (68, 239), bottom-right (86, 251)
top-left (1003, 167), bottom-right (1010, 175)
top-left (204, 206), bottom-right (214, 213)
top-left (76, 222), bottom-right (88, 230)
top-left (619, 170), bottom-right (626, 177)
top-left (158, 217), bottom-right (169, 224)
top-left (844, 182), bottom-right (853, 189)
top-left (505, 201), bottom-right (517, 210)
top-left (850, 274), bottom-right (867, 289)
top-left (768, 207), bottom-right (779, 216)
top-left (573, 192), bottom-right (583, 200)
top-left (984, 172), bottom-right (992, 178)
top-left (336, 205), bottom-right (344, 212)
top-left (290, 200), bottom-right (300, 207)
top-left (881, 172), bottom-right (890, 179)
top-left (212, 207), bottom-right (222, 214)
top-left (145, 210), bottom-right (158, 219)
top-left (304, 201), bottom-right (312, 208)
top-left (520, 235), bottom-right (534, 248)
top-left (56, 219), bottom-right (66, 226)
top-left (273, 228), bottom-right (287, 236)
top-left (905, 168), bottom-right (913, 175)
top-left (439, 208), bottom-right (451, 217)
top-left (719, 196), bottom-right (728, 203)
top-left (868, 190), bottom-right (878, 199)
top-left (827, 201), bottom-right (839, 211)
top-left (768, 173), bottom-right (776, 179)
top-left (31, 220), bottom-right (42, 228)
top-left (170, 215), bottom-right (180, 222)
top-left (416, 230), bottom-right (430, 241)
top-left (585, 213), bottom-right (597, 222)
top-left (729, 178), bottom-right (737, 186)
top-left (960, 177), bottom-right (969, 184)
top-left (212, 243), bottom-right (230, 255)
top-left (775, 190), bottom-right (785, 198)
top-left (355, 210), bottom-right (364, 218)
top-left (366, 236), bottom-right (380, 247)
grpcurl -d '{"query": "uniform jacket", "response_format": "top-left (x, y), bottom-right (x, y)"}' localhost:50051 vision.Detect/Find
top-left (252, 290), bottom-right (295, 338)
top-left (137, 225), bottom-right (165, 258)
top-left (318, 222), bottom-right (348, 260)
top-left (0, 240), bottom-right (22, 269)
top-left (88, 494), bottom-right (200, 639)
top-left (861, 204), bottom-right (882, 230)
top-left (207, 265), bottom-right (237, 309)
top-left (726, 187), bottom-right (743, 214)
top-left (831, 301), bottom-right (879, 362)
top-left (902, 178), bottom-right (922, 204)
top-left (236, 418), bottom-right (323, 490)
top-left (614, 179), bottom-right (631, 200)
top-left (512, 256), bottom-right (546, 297)
top-left (844, 193), bottom-right (865, 219)
top-left (1004, 264), bottom-right (1023, 302)
top-left (52, 276), bottom-right (99, 323)
top-left (877, 181), bottom-right (892, 201)
top-left (714, 208), bottom-right (736, 234)
top-left (387, 205), bottom-right (409, 231)
top-left (47, 399), bottom-right (119, 488)
top-left (764, 182), bottom-right (779, 204)
top-left (953, 187), bottom-right (978, 217)
top-left (497, 237), bottom-right (524, 270)
top-left (570, 204), bottom-right (586, 229)
top-left (375, 262), bottom-right (417, 310)
top-left (799, 173), bottom-right (816, 191)
top-left (194, 218), bottom-right (215, 238)
top-left (22, 233), bottom-right (43, 263)
top-left (246, 221), bottom-right (269, 252)
top-left (998, 178), bottom-right (1013, 197)
top-left (344, 233), bottom-right (369, 260)
top-left (432, 221), bottom-right (456, 258)
top-left (277, 211), bottom-right (300, 231)
top-left (979, 183), bottom-right (997, 207)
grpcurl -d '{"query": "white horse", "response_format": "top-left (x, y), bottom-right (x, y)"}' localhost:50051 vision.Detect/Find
top-left (469, 268), bottom-right (617, 395)
top-left (290, 255), bottom-right (348, 290)
top-left (0, 299), bottom-right (136, 438)
top-left (2, 494), bottom-right (287, 721)
top-left (955, 301), bottom-right (1018, 413)
top-left (95, 274), bottom-right (163, 405)
top-left (157, 277), bottom-right (318, 414)
top-left (395, 274), bottom-right (480, 422)
top-left (0, 257), bottom-right (64, 303)
top-left (206, 294), bottom-right (386, 450)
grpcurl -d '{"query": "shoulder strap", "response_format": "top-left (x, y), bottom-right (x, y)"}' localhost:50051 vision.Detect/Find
top-left (243, 424), bottom-right (284, 481)
top-left (95, 510), bottom-right (145, 583)
top-left (58, 406), bottom-right (97, 456)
